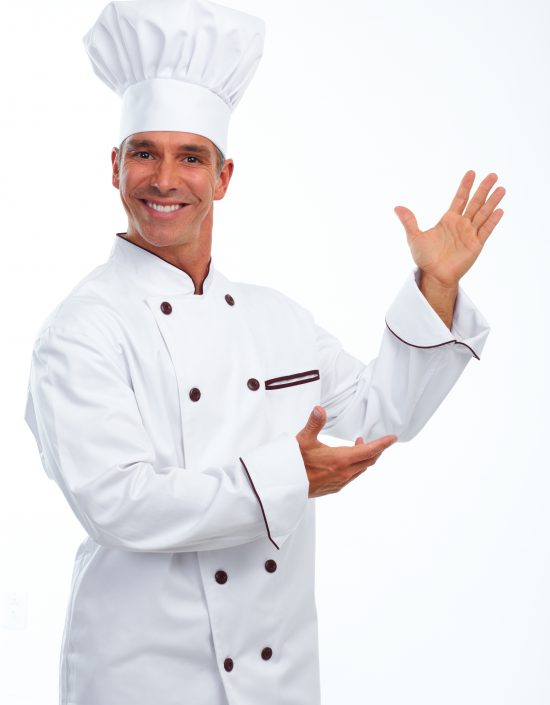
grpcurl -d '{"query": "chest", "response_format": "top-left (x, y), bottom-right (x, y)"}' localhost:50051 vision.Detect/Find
top-left (114, 280), bottom-right (321, 467)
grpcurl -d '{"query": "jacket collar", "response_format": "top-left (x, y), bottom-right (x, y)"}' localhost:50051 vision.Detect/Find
top-left (110, 232), bottom-right (216, 297)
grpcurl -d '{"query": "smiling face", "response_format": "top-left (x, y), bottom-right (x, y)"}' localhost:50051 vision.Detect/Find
top-left (111, 131), bottom-right (234, 251)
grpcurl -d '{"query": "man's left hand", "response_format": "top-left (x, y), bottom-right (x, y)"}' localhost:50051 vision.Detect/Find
top-left (394, 170), bottom-right (505, 288)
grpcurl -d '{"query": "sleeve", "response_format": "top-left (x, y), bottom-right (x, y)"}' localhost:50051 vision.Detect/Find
top-left (23, 325), bottom-right (309, 553)
top-left (317, 269), bottom-right (490, 443)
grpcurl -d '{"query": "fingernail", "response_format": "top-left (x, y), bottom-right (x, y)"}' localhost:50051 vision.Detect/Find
top-left (313, 407), bottom-right (322, 419)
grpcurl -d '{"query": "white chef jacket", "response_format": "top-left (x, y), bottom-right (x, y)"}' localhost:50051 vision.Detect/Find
top-left (23, 233), bottom-right (490, 705)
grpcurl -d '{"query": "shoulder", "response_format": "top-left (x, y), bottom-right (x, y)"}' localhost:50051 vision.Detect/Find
top-left (31, 260), bottom-right (124, 351)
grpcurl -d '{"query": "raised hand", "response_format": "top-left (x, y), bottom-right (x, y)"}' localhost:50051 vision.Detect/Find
top-left (296, 406), bottom-right (397, 498)
top-left (394, 170), bottom-right (505, 288)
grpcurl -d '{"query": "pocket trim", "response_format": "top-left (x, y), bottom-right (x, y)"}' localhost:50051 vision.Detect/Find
top-left (265, 369), bottom-right (320, 390)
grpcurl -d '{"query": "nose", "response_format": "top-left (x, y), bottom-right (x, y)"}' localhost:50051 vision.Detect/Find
top-left (150, 157), bottom-right (181, 195)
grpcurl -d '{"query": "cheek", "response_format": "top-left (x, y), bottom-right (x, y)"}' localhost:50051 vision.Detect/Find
top-left (120, 164), bottom-right (148, 191)
top-left (188, 170), bottom-right (216, 196)
top-left (118, 168), bottom-right (132, 191)
top-left (117, 176), bottom-right (140, 214)
top-left (118, 179), bottom-right (132, 205)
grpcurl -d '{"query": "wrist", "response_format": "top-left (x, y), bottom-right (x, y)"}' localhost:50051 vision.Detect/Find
top-left (419, 270), bottom-right (459, 294)
top-left (418, 270), bottom-right (458, 330)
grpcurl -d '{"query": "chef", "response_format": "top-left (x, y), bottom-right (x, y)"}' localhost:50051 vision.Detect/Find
top-left (23, 0), bottom-right (505, 703)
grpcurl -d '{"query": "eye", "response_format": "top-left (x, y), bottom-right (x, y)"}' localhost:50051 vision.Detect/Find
top-left (183, 155), bottom-right (200, 164)
top-left (136, 151), bottom-right (152, 159)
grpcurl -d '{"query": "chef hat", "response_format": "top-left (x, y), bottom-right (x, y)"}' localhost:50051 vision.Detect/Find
top-left (83, 0), bottom-right (265, 155)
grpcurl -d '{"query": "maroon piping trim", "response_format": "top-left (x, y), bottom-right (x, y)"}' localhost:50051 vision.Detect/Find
top-left (115, 232), bottom-right (212, 281)
top-left (385, 320), bottom-right (480, 361)
top-left (239, 457), bottom-right (280, 550)
top-left (265, 369), bottom-right (320, 390)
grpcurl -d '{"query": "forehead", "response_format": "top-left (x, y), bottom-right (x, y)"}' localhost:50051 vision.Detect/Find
top-left (124, 131), bottom-right (216, 154)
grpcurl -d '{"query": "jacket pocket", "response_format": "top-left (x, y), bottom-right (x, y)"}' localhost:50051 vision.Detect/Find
top-left (265, 369), bottom-right (320, 390)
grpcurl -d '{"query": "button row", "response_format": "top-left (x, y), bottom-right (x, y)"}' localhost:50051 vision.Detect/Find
top-left (215, 561), bottom-right (277, 585)
top-left (160, 293), bottom-right (236, 315)
top-left (223, 647), bottom-right (273, 672)
top-left (189, 378), bottom-right (260, 402)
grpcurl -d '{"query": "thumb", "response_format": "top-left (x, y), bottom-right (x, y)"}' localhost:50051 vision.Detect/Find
top-left (394, 205), bottom-right (421, 240)
top-left (299, 405), bottom-right (326, 440)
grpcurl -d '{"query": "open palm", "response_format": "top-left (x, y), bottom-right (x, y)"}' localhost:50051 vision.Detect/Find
top-left (394, 171), bottom-right (505, 287)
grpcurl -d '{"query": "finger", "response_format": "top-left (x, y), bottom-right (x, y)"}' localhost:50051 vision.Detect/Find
top-left (463, 172), bottom-right (499, 221)
top-left (341, 449), bottom-right (387, 488)
top-left (448, 170), bottom-right (476, 214)
top-left (347, 451), bottom-right (384, 480)
top-left (297, 405), bottom-right (326, 443)
top-left (343, 434), bottom-right (397, 464)
top-left (393, 206), bottom-right (421, 240)
top-left (471, 186), bottom-right (506, 231)
top-left (477, 208), bottom-right (504, 246)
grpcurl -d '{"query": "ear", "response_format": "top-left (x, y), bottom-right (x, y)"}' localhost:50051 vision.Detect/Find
top-left (111, 147), bottom-right (121, 190)
top-left (213, 158), bottom-right (234, 201)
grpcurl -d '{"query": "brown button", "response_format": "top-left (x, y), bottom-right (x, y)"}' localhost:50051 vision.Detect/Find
top-left (224, 657), bottom-right (234, 672)
top-left (261, 647), bottom-right (273, 661)
top-left (225, 294), bottom-right (235, 306)
top-left (215, 570), bottom-right (228, 585)
top-left (264, 559), bottom-right (277, 573)
top-left (189, 387), bottom-right (201, 402)
top-left (160, 301), bottom-right (172, 315)
top-left (247, 378), bottom-right (260, 391)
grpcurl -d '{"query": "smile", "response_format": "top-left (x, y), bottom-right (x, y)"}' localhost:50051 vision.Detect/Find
top-left (143, 200), bottom-right (186, 212)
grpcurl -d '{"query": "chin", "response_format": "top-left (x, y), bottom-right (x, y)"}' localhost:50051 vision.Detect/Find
top-left (140, 226), bottom-right (196, 248)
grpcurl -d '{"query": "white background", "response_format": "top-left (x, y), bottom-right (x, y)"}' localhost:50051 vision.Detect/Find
top-left (1, 0), bottom-right (549, 703)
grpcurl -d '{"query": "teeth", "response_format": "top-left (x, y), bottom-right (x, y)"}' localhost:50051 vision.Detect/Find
top-left (146, 201), bottom-right (184, 212)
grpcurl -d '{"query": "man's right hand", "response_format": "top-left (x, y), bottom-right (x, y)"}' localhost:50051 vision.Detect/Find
top-left (296, 405), bottom-right (398, 498)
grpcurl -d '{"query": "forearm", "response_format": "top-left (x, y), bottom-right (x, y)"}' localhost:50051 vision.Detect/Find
top-left (66, 436), bottom-right (307, 553)
top-left (25, 326), bottom-right (309, 553)
top-left (315, 270), bottom-right (490, 443)
top-left (419, 270), bottom-right (458, 330)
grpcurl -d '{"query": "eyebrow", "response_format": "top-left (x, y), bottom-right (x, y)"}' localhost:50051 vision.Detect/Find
top-left (125, 139), bottom-right (212, 157)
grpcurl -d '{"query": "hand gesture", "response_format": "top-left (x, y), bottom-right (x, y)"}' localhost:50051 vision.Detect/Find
top-left (296, 406), bottom-right (397, 498)
top-left (394, 171), bottom-right (505, 287)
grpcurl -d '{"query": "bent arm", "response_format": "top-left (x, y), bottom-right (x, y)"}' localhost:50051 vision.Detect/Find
top-left (316, 269), bottom-right (490, 443)
top-left (23, 326), bottom-right (308, 553)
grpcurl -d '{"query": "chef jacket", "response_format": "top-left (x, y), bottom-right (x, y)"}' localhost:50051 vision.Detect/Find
top-left (24, 233), bottom-right (490, 705)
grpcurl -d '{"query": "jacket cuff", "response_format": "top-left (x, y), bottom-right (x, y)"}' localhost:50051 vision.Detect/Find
top-left (385, 269), bottom-right (490, 360)
top-left (239, 433), bottom-right (309, 550)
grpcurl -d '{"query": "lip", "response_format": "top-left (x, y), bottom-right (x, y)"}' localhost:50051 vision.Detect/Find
top-left (139, 199), bottom-right (190, 220)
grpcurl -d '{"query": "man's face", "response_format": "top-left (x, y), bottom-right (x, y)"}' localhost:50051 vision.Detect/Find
top-left (111, 131), bottom-right (233, 248)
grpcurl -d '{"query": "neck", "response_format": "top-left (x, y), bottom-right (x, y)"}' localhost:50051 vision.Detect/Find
top-left (123, 225), bottom-right (212, 295)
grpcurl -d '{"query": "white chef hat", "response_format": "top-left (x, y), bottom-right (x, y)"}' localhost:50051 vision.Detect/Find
top-left (83, 0), bottom-right (265, 155)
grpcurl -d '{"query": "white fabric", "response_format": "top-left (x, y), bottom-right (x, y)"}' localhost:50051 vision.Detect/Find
top-left (83, 0), bottom-right (265, 153)
top-left (23, 234), bottom-right (490, 705)
top-left (385, 268), bottom-right (489, 358)
top-left (120, 79), bottom-right (232, 156)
